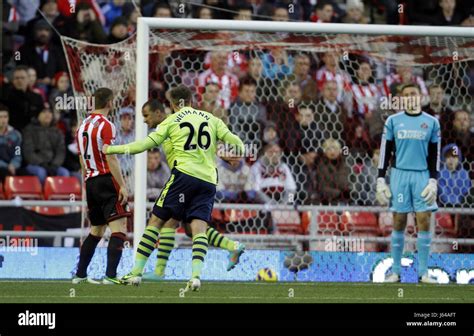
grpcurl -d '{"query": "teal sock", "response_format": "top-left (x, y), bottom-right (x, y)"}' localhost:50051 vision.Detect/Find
top-left (391, 230), bottom-right (405, 275)
top-left (417, 231), bottom-right (431, 277)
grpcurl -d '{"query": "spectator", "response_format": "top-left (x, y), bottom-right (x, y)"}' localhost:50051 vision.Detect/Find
top-left (2, 1), bottom-right (20, 68)
top-left (438, 144), bottom-right (471, 207)
top-left (107, 16), bottom-right (129, 43)
top-left (11, 0), bottom-right (39, 27)
top-left (199, 83), bottom-right (229, 124)
top-left (442, 110), bottom-right (474, 169)
top-left (314, 80), bottom-right (351, 147)
top-left (296, 105), bottom-right (321, 163)
top-left (423, 84), bottom-right (453, 125)
top-left (381, 65), bottom-right (429, 105)
top-left (233, 5), bottom-right (253, 20)
top-left (354, 149), bottom-right (380, 206)
top-left (195, 6), bottom-right (213, 19)
top-left (250, 142), bottom-right (297, 204)
top-left (216, 157), bottom-right (256, 202)
top-left (18, 19), bottom-right (66, 87)
top-left (115, 107), bottom-right (135, 145)
top-left (123, 3), bottom-right (140, 33)
top-left (1, 66), bottom-right (44, 132)
top-left (25, 0), bottom-right (63, 45)
top-left (261, 47), bottom-right (294, 80)
top-left (290, 53), bottom-right (318, 103)
top-left (146, 149), bottom-right (171, 202)
top-left (267, 81), bottom-right (302, 154)
top-left (271, 5), bottom-right (290, 21)
top-left (347, 122), bottom-right (373, 157)
top-left (0, 104), bottom-right (22, 182)
top-left (197, 51), bottom-right (239, 109)
top-left (62, 3), bottom-right (107, 43)
top-left (316, 51), bottom-right (350, 103)
top-left (342, 0), bottom-right (370, 24)
top-left (22, 105), bottom-right (69, 184)
top-left (346, 60), bottom-right (381, 121)
top-left (26, 67), bottom-right (47, 102)
top-left (310, 1), bottom-right (336, 23)
top-left (229, 77), bottom-right (267, 151)
top-left (310, 138), bottom-right (351, 205)
top-left (49, 71), bottom-right (75, 129)
top-left (152, 2), bottom-right (173, 18)
top-left (429, 0), bottom-right (466, 26)
top-left (262, 121), bottom-right (279, 147)
top-left (247, 56), bottom-right (278, 103)
top-left (64, 118), bottom-right (81, 181)
top-left (101, 0), bottom-right (126, 30)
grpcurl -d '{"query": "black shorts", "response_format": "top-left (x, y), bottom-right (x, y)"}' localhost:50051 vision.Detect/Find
top-left (152, 168), bottom-right (216, 223)
top-left (85, 173), bottom-right (131, 226)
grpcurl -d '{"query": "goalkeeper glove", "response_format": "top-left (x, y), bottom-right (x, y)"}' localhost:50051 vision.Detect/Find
top-left (376, 177), bottom-right (392, 206)
top-left (421, 178), bottom-right (437, 205)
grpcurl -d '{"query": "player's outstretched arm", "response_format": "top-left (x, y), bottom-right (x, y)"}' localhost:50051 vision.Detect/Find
top-left (216, 118), bottom-right (245, 155)
top-left (103, 136), bottom-right (157, 155)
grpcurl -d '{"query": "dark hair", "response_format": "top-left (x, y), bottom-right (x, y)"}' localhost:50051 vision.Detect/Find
top-left (0, 103), bottom-right (9, 114)
top-left (316, 0), bottom-right (333, 10)
top-left (239, 77), bottom-right (257, 90)
top-left (142, 99), bottom-right (165, 113)
top-left (233, 5), bottom-right (253, 17)
top-left (13, 65), bottom-right (29, 74)
top-left (169, 85), bottom-right (192, 106)
top-left (152, 2), bottom-right (172, 16)
top-left (93, 88), bottom-right (114, 109)
top-left (194, 6), bottom-right (214, 18)
top-left (400, 83), bottom-right (421, 93)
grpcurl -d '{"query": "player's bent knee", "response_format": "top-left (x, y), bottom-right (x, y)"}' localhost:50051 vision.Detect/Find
top-left (163, 218), bottom-right (179, 229)
top-left (148, 213), bottom-right (165, 230)
top-left (415, 212), bottom-right (431, 231)
top-left (108, 217), bottom-right (127, 234)
top-left (190, 219), bottom-right (207, 236)
top-left (90, 224), bottom-right (106, 237)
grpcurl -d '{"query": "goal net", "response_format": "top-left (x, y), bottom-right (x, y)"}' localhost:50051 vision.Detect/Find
top-left (61, 20), bottom-right (474, 259)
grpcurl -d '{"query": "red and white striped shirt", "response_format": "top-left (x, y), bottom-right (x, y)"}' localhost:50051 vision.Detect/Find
top-left (316, 66), bottom-right (350, 102)
top-left (197, 69), bottom-right (239, 109)
top-left (76, 113), bottom-right (116, 181)
top-left (349, 82), bottom-right (381, 117)
top-left (381, 73), bottom-right (428, 97)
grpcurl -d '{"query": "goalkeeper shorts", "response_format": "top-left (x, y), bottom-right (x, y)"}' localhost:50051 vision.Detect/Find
top-left (389, 168), bottom-right (438, 213)
top-left (152, 168), bottom-right (216, 223)
top-left (85, 173), bottom-right (132, 226)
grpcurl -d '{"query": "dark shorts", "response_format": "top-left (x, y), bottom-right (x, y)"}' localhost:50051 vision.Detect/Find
top-left (85, 174), bottom-right (131, 226)
top-left (152, 168), bottom-right (216, 223)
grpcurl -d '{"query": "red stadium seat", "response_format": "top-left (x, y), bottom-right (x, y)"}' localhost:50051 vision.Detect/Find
top-left (4, 176), bottom-right (43, 200)
top-left (317, 211), bottom-right (340, 231)
top-left (340, 211), bottom-right (378, 233)
top-left (33, 206), bottom-right (66, 216)
top-left (435, 213), bottom-right (456, 236)
top-left (44, 177), bottom-right (82, 200)
top-left (272, 210), bottom-right (304, 234)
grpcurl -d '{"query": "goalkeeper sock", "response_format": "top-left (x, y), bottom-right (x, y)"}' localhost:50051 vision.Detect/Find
top-left (206, 227), bottom-right (236, 252)
top-left (154, 228), bottom-right (175, 276)
top-left (417, 231), bottom-right (431, 277)
top-left (391, 230), bottom-right (405, 275)
top-left (76, 234), bottom-right (101, 278)
top-left (133, 225), bottom-right (160, 275)
top-left (191, 233), bottom-right (208, 279)
top-left (106, 232), bottom-right (126, 278)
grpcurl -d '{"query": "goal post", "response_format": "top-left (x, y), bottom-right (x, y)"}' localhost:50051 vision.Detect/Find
top-left (133, 18), bottom-right (474, 252)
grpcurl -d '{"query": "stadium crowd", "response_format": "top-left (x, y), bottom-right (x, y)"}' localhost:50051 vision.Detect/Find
top-left (0, 0), bottom-right (473, 219)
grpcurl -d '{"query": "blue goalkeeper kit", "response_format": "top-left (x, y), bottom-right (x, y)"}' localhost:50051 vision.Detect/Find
top-left (378, 111), bottom-right (441, 213)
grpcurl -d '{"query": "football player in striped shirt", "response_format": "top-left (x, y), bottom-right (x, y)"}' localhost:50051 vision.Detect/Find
top-left (104, 85), bottom-right (245, 291)
top-left (73, 88), bottom-right (131, 285)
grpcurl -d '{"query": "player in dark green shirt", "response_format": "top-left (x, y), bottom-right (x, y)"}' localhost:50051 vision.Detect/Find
top-left (104, 86), bottom-right (245, 291)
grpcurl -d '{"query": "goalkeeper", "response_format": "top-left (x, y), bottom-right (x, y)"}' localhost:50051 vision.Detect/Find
top-left (376, 83), bottom-right (441, 284)
top-left (104, 86), bottom-right (245, 291)
top-left (124, 99), bottom-right (245, 284)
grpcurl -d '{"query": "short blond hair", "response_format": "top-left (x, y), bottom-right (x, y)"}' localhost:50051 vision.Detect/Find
top-left (322, 138), bottom-right (341, 152)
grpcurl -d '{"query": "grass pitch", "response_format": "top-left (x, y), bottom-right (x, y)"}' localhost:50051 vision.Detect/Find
top-left (0, 281), bottom-right (473, 303)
